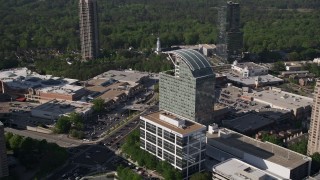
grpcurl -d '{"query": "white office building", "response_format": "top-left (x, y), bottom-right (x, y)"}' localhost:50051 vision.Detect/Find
top-left (231, 61), bottom-right (268, 77)
top-left (140, 111), bottom-right (206, 179)
top-left (206, 125), bottom-right (311, 180)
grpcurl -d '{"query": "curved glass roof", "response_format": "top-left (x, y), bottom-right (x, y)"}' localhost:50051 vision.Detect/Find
top-left (169, 49), bottom-right (214, 77)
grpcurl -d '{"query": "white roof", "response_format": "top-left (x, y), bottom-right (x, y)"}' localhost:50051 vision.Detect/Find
top-left (252, 88), bottom-right (313, 110)
top-left (0, 67), bottom-right (81, 95)
top-left (93, 70), bottom-right (149, 85)
top-left (213, 158), bottom-right (282, 180)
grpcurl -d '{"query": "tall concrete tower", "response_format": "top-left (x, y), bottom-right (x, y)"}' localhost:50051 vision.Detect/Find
top-left (0, 122), bottom-right (8, 178)
top-left (79, 0), bottom-right (99, 60)
top-left (156, 37), bottom-right (161, 53)
top-left (308, 80), bottom-right (320, 155)
top-left (217, 1), bottom-right (243, 63)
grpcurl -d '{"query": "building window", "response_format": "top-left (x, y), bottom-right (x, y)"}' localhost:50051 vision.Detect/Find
top-left (176, 158), bottom-right (182, 168)
top-left (164, 130), bottom-right (175, 143)
top-left (163, 151), bottom-right (175, 164)
top-left (140, 120), bottom-right (145, 128)
top-left (140, 139), bottom-right (145, 148)
top-left (146, 142), bottom-right (156, 154)
top-left (158, 127), bottom-right (163, 137)
top-left (164, 141), bottom-right (175, 154)
top-left (176, 147), bottom-right (182, 157)
top-left (188, 164), bottom-right (199, 176)
top-left (146, 122), bottom-right (156, 134)
top-left (140, 129), bottom-right (145, 139)
top-left (157, 137), bottom-right (162, 147)
top-left (146, 132), bottom-right (156, 144)
top-left (157, 148), bottom-right (162, 158)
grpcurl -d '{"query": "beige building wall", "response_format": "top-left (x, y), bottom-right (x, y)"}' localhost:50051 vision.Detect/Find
top-left (308, 81), bottom-right (320, 155)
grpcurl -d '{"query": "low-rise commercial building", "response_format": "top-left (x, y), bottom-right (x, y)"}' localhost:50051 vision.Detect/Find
top-left (140, 111), bottom-right (206, 179)
top-left (198, 44), bottom-right (216, 57)
top-left (0, 67), bottom-right (85, 102)
top-left (226, 73), bottom-right (283, 88)
top-left (220, 61), bottom-right (284, 88)
top-left (285, 62), bottom-right (303, 71)
top-left (222, 113), bottom-right (274, 135)
top-left (93, 70), bottom-right (149, 86)
top-left (212, 158), bottom-right (282, 180)
top-left (206, 125), bottom-right (311, 180)
top-left (251, 87), bottom-right (312, 120)
top-left (85, 78), bottom-right (144, 109)
top-left (280, 71), bottom-right (309, 78)
top-left (231, 61), bottom-right (268, 77)
top-left (31, 99), bottom-right (93, 121)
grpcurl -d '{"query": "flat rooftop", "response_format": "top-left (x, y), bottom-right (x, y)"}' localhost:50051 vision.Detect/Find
top-left (222, 113), bottom-right (274, 133)
top-left (32, 100), bottom-right (92, 114)
top-left (85, 80), bottom-right (130, 101)
top-left (213, 158), bottom-right (280, 180)
top-left (207, 129), bottom-right (311, 169)
top-left (0, 67), bottom-right (80, 95)
top-left (256, 108), bottom-right (291, 120)
top-left (252, 88), bottom-right (313, 110)
top-left (281, 70), bottom-right (309, 75)
top-left (93, 70), bottom-right (148, 85)
top-left (226, 73), bottom-right (283, 86)
top-left (199, 44), bottom-right (216, 49)
top-left (141, 111), bottom-right (206, 135)
top-left (217, 86), bottom-right (268, 113)
top-left (38, 84), bottom-right (83, 94)
top-left (98, 90), bottom-right (126, 100)
top-left (233, 62), bottom-right (267, 70)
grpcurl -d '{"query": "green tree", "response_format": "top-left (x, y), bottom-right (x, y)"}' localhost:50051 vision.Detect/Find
top-left (287, 51), bottom-right (301, 61)
top-left (272, 61), bottom-right (286, 73)
top-left (4, 132), bottom-right (13, 149)
top-left (117, 165), bottom-right (142, 180)
top-left (311, 152), bottom-right (320, 173)
top-left (19, 137), bottom-right (34, 153)
top-left (9, 134), bottom-right (23, 150)
top-left (92, 98), bottom-right (105, 112)
top-left (69, 129), bottom-right (84, 139)
top-left (54, 116), bottom-right (71, 133)
top-left (288, 138), bottom-right (307, 155)
top-left (69, 112), bottom-right (84, 130)
top-left (261, 133), bottom-right (282, 146)
top-left (190, 172), bottom-right (211, 180)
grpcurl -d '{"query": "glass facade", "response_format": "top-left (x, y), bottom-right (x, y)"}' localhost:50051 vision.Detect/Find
top-left (140, 117), bottom-right (206, 179)
top-left (159, 50), bottom-right (215, 125)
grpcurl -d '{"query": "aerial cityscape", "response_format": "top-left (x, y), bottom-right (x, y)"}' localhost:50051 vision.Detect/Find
top-left (1, 0), bottom-right (320, 180)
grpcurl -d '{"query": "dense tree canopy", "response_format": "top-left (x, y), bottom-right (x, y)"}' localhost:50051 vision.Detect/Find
top-left (288, 138), bottom-right (307, 155)
top-left (54, 113), bottom-right (84, 138)
top-left (1, 0), bottom-right (320, 63)
top-left (117, 165), bottom-right (142, 180)
top-left (4, 133), bottom-right (68, 177)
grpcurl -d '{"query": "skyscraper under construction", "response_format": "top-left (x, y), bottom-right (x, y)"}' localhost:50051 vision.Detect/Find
top-left (217, 1), bottom-right (243, 63)
top-left (79, 0), bottom-right (99, 60)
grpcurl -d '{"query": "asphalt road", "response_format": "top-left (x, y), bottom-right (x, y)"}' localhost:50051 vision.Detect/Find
top-left (4, 128), bottom-right (82, 147)
top-left (5, 94), bottom-right (159, 180)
